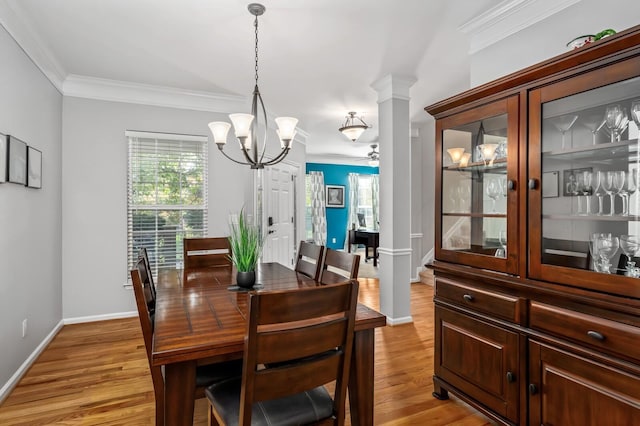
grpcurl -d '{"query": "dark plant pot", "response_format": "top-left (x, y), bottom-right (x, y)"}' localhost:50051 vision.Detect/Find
top-left (236, 270), bottom-right (256, 288)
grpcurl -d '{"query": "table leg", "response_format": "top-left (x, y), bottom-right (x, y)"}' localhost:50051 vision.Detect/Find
top-left (349, 329), bottom-right (375, 425)
top-left (164, 360), bottom-right (197, 426)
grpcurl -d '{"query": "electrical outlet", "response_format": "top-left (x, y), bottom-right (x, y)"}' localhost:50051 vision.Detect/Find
top-left (22, 319), bottom-right (27, 338)
top-left (332, 238), bottom-right (336, 243)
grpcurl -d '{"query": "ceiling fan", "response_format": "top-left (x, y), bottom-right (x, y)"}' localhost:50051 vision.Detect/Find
top-left (363, 144), bottom-right (379, 166)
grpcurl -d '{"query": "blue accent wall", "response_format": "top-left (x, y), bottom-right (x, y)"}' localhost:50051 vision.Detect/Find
top-left (306, 163), bottom-right (379, 250)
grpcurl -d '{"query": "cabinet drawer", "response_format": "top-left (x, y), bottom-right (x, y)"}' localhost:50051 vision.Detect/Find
top-left (530, 302), bottom-right (640, 361)
top-left (435, 277), bottom-right (523, 323)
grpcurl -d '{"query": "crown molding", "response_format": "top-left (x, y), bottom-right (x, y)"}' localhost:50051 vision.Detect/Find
top-left (459, 0), bottom-right (582, 54)
top-left (0, 0), bottom-right (66, 92)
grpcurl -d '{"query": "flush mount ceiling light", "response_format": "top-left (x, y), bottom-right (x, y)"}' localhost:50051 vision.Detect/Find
top-left (208, 3), bottom-right (297, 169)
top-left (339, 112), bottom-right (370, 142)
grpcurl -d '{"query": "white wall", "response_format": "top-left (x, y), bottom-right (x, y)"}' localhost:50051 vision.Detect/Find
top-left (61, 97), bottom-right (307, 319)
top-left (471, 0), bottom-right (639, 86)
top-left (0, 26), bottom-right (63, 390)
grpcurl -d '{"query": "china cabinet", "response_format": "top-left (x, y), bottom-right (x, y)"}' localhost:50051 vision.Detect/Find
top-left (426, 25), bottom-right (640, 425)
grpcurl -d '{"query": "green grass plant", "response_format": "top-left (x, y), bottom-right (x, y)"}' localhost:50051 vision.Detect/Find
top-left (228, 209), bottom-right (264, 272)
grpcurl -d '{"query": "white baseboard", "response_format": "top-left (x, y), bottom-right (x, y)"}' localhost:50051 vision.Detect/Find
top-left (0, 319), bottom-right (64, 404)
top-left (386, 315), bottom-right (413, 326)
top-left (64, 311), bottom-right (138, 325)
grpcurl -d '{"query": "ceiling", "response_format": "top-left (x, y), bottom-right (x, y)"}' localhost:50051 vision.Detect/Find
top-left (5, 0), bottom-right (505, 162)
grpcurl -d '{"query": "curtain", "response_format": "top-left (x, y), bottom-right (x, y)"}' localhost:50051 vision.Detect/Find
top-left (309, 171), bottom-right (327, 245)
top-left (345, 173), bottom-right (360, 250)
top-left (371, 174), bottom-right (380, 231)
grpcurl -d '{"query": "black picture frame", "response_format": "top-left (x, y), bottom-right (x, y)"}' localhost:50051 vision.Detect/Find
top-left (0, 133), bottom-right (6, 183)
top-left (326, 185), bottom-right (345, 208)
top-left (562, 167), bottom-right (592, 197)
top-left (8, 135), bottom-right (27, 185)
top-left (27, 146), bottom-right (42, 189)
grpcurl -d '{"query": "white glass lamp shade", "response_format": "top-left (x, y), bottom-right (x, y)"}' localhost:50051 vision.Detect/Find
top-left (229, 113), bottom-right (254, 138)
top-left (341, 126), bottom-right (367, 142)
top-left (277, 129), bottom-right (296, 149)
top-left (459, 152), bottom-right (472, 167)
top-left (368, 159), bottom-right (379, 167)
top-left (447, 147), bottom-right (466, 163)
top-left (275, 117), bottom-right (298, 142)
top-left (208, 122), bottom-right (231, 145)
top-left (479, 143), bottom-right (498, 161)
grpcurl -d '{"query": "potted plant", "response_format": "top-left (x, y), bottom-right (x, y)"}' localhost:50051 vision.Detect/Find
top-left (228, 209), bottom-right (264, 288)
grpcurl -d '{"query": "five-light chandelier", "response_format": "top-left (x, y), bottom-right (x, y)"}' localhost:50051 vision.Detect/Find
top-left (208, 3), bottom-right (297, 169)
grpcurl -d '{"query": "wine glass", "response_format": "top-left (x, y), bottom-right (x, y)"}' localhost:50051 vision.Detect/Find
top-left (578, 170), bottom-right (593, 215)
top-left (595, 234), bottom-right (619, 274)
top-left (619, 235), bottom-right (640, 277)
top-left (604, 104), bottom-right (626, 143)
top-left (612, 170), bottom-right (628, 216)
top-left (550, 114), bottom-right (579, 149)
top-left (594, 170), bottom-right (607, 215)
top-left (486, 179), bottom-right (501, 212)
top-left (582, 114), bottom-right (606, 145)
top-left (495, 230), bottom-right (507, 258)
top-left (632, 100), bottom-right (640, 142)
top-left (590, 232), bottom-right (611, 272)
top-left (602, 171), bottom-right (617, 215)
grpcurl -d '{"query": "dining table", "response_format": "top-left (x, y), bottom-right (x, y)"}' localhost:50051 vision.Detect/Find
top-left (153, 262), bottom-right (387, 426)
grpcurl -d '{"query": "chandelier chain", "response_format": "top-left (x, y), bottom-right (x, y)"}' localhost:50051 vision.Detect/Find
top-left (254, 15), bottom-right (259, 85)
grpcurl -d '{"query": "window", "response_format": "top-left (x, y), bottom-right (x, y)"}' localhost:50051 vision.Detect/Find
top-left (126, 131), bottom-right (208, 275)
top-left (357, 175), bottom-right (375, 229)
top-left (305, 174), bottom-right (313, 241)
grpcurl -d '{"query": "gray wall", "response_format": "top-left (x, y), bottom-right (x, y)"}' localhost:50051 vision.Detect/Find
top-left (0, 26), bottom-right (63, 390)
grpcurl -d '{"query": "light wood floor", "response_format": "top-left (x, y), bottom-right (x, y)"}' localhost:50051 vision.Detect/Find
top-left (0, 277), bottom-right (493, 425)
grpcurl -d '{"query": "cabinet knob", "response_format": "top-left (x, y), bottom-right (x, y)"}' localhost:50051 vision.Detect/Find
top-left (506, 371), bottom-right (515, 383)
top-left (529, 383), bottom-right (538, 395)
top-left (507, 179), bottom-right (515, 191)
top-left (463, 294), bottom-right (474, 302)
top-left (528, 179), bottom-right (537, 190)
top-left (587, 330), bottom-right (605, 341)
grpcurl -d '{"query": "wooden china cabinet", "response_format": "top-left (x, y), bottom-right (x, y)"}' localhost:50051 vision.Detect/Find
top-left (426, 25), bottom-right (640, 425)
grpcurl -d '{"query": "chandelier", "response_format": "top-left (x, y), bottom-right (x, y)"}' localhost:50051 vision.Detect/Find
top-left (339, 112), bottom-right (369, 142)
top-left (208, 3), bottom-right (298, 169)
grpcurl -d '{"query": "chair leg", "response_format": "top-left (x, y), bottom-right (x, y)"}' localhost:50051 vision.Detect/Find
top-left (155, 397), bottom-right (164, 426)
top-left (208, 402), bottom-right (220, 426)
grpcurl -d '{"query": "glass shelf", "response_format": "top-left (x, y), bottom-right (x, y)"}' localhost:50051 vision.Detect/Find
top-left (444, 213), bottom-right (507, 219)
top-left (542, 138), bottom-right (640, 163)
top-left (444, 157), bottom-right (507, 172)
top-left (542, 214), bottom-right (640, 221)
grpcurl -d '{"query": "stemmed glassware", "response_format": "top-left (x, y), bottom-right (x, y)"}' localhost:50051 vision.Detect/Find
top-left (582, 114), bottom-right (606, 145)
top-left (550, 114), bottom-right (579, 149)
top-left (595, 234), bottom-right (619, 274)
top-left (578, 170), bottom-right (593, 215)
top-left (495, 230), bottom-right (507, 258)
top-left (631, 100), bottom-right (640, 142)
top-left (604, 104), bottom-right (628, 143)
top-left (594, 171), bottom-right (607, 215)
top-left (486, 179), bottom-right (501, 213)
top-left (620, 235), bottom-right (640, 277)
top-left (613, 170), bottom-right (629, 216)
top-left (602, 171), bottom-right (617, 215)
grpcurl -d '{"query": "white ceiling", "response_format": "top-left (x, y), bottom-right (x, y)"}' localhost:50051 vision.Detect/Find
top-left (4, 0), bottom-right (505, 161)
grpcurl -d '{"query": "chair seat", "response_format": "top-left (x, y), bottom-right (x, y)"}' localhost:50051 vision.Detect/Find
top-left (206, 377), bottom-right (333, 426)
top-left (196, 359), bottom-right (243, 387)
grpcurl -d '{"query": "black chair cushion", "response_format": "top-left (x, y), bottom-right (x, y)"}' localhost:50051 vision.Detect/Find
top-left (205, 377), bottom-right (333, 426)
top-left (196, 359), bottom-right (243, 387)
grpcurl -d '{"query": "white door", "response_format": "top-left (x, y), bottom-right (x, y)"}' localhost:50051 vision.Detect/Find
top-left (262, 164), bottom-right (296, 268)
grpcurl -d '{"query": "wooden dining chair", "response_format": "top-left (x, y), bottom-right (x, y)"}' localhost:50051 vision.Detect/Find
top-left (205, 279), bottom-right (359, 426)
top-left (137, 247), bottom-right (157, 315)
top-left (131, 258), bottom-right (242, 426)
top-left (183, 237), bottom-right (231, 269)
top-left (318, 248), bottom-right (360, 284)
top-left (294, 240), bottom-right (325, 280)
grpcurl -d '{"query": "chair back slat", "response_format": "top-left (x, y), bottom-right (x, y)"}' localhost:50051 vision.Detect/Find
top-left (319, 249), bottom-right (360, 284)
top-left (295, 241), bottom-right (325, 280)
top-left (239, 279), bottom-right (359, 425)
top-left (183, 237), bottom-right (231, 269)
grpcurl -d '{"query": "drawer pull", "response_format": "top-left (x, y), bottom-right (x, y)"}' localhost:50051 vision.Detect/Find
top-left (463, 294), bottom-right (474, 302)
top-left (529, 383), bottom-right (538, 395)
top-left (506, 371), bottom-right (515, 383)
top-left (587, 330), bottom-right (605, 341)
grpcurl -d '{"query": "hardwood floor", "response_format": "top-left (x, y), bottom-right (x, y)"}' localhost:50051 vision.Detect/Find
top-left (0, 277), bottom-right (492, 425)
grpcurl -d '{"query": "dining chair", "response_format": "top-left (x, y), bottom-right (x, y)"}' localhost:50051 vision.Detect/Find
top-left (131, 258), bottom-right (242, 426)
top-left (318, 248), bottom-right (360, 284)
top-left (205, 279), bottom-right (359, 426)
top-left (183, 237), bottom-right (231, 269)
top-left (294, 240), bottom-right (325, 280)
top-left (137, 247), bottom-right (157, 315)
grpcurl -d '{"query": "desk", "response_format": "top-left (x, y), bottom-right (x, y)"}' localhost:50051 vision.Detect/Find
top-left (349, 229), bottom-right (380, 266)
top-left (153, 263), bottom-right (386, 425)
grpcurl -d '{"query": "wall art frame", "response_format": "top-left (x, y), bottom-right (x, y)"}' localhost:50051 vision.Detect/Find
top-left (27, 146), bottom-right (42, 189)
top-left (326, 184), bottom-right (345, 208)
top-left (8, 135), bottom-right (27, 185)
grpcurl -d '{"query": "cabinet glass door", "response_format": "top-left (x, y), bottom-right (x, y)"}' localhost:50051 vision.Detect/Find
top-left (529, 55), bottom-right (640, 297)
top-left (436, 96), bottom-right (519, 274)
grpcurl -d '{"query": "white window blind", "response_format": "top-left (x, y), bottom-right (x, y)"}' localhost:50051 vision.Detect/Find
top-left (126, 131), bottom-right (208, 275)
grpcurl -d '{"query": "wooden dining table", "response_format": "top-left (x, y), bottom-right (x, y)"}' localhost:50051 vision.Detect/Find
top-left (153, 262), bottom-right (386, 425)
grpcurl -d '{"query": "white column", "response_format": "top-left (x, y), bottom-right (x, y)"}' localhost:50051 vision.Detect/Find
top-left (372, 74), bottom-right (416, 325)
